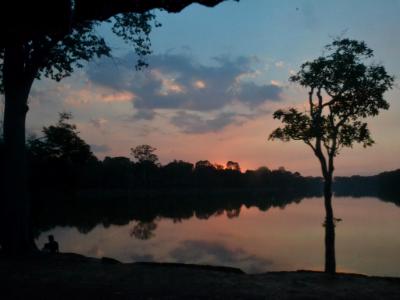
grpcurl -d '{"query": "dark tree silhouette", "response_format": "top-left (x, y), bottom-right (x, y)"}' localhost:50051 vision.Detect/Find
top-left (28, 113), bottom-right (98, 192)
top-left (162, 160), bottom-right (194, 187)
top-left (0, 0), bottom-right (231, 254)
top-left (226, 161), bottom-right (241, 172)
top-left (195, 160), bottom-right (214, 170)
top-left (269, 38), bottom-right (394, 274)
top-left (29, 112), bottom-right (96, 164)
top-left (131, 145), bottom-right (160, 187)
top-left (131, 144), bottom-right (159, 164)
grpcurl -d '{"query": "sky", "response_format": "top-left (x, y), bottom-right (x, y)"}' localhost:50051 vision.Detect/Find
top-left (7, 0), bottom-right (400, 176)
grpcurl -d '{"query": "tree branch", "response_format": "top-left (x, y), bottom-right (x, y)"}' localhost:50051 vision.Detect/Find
top-left (0, 0), bottom-right (233, 46)
top-left (74, 0), bottom-right (232, 23)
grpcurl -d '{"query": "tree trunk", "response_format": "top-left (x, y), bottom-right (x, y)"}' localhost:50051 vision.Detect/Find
top-left (0, 44), bottom-right (36, 254)
top-left (323, 176), bottom-right (336, 274)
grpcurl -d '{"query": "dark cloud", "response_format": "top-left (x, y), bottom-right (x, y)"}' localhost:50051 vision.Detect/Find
top-left (171, 111), bottom-right (239, 134)
top-left (235, 82), bottom-right (281, 106)
top-left (134, 109), bottom-right (156, 121)
top-left (169, 240), bottom-right (273, 273)
top-left (87, 53), bottom-right (283, 113)
top-left (91, 144), bottom-right (111, 153)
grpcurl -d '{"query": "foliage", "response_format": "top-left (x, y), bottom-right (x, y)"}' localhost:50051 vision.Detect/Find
top-left (0, 11), bottom-right (159, 93)
top-left (131, 144), bottom-right (159, 164)
top-left (269, 38), bottom-right (394, 179)
top-left (226, 161), bottom-right (241, 171)
top-left (29, 112), bottom-right (96, 164)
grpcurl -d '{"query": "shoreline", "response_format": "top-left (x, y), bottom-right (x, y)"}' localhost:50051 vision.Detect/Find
top-left (1, 252), bottom-right (399, 299)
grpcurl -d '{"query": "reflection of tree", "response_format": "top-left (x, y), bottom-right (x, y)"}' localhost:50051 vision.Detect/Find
top-left (130, 221), bottom-right (157, 240)
top-left (226, 207), bottom-right (241, 219)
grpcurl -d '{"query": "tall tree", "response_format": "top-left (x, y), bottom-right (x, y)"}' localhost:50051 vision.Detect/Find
top-left (269, 38), bottom-right (394, 274)
top-left (0, 0), bottom-right (231, 254)
top-left (28, 112), bottom-right (97, 192)
top-left (131, 144), bottom-right (159, 187)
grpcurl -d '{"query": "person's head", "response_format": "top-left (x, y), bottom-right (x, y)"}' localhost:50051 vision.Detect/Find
top-left (48, 235), bottom-right (54, 242)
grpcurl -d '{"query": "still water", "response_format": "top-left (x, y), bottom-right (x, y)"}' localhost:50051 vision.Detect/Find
top-left (37, 197), bottom-right (400, 276)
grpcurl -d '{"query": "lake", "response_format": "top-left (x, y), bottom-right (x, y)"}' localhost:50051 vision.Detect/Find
top-left (36, 196), bottom-right (400, 276)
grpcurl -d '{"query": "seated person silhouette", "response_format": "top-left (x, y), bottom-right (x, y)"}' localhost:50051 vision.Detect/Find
top-left (42, 235), bottom-right (59, 254)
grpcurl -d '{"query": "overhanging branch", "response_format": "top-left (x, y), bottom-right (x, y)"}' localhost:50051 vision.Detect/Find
top-left (0, 0), bottom-right (234, 46)
top-left (75, 0), bottom-right (233, 22)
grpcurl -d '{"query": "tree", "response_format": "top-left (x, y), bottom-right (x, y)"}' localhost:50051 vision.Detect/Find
top-left (226, 161), bottom-right (241, 172)
top-left (131, 144), bottom-right (159, 164)
top-left (28, 113), bottom-right (97, 192)
top-left (0, 0), bottom-right (230, 254)
top-left (131, 144), bottom-right (159, 187)
top-left (269, 38), bottom-right (394, 274)
top-left (29, 112), bottom-right (96, 164)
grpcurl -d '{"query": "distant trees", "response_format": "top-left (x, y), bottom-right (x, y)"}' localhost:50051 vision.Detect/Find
top-left (131, 144), bottom-right (159, 164)
top-left (162, 160), bottom-right (194, 187)
top-left (131, 144), bottom-right (159, 187)
top-left (102, 157), bottom-right (133, 189)
top-left (20, 117), bottom-right (321, 194)
top-left (269, 38), bottom-right (394, 274)
top-left (226, 161), bottom-right (241, 172)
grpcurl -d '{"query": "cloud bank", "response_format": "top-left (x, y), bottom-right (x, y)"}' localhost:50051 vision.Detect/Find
top-left (87, 53), bottom-right (282, 133)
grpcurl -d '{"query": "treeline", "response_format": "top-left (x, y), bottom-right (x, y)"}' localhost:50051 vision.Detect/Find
top-left (0, 113), bottom-right (399, 203)
top-left (0, 113), bottom-right (322, 196)
top-left (334, 169), bottom-right (400, 205)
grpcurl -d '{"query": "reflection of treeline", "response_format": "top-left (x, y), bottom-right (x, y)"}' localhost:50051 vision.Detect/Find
top-left (32, 189), bottom-right (308, 237)
top-left (334, 169), bottom-right (400, 206)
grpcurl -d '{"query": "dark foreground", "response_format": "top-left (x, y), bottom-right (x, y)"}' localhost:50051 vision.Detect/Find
top-left (1, 253), bottom-right (399, 299)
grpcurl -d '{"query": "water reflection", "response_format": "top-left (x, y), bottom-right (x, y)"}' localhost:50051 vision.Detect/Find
top-left (35, 195), bottom-right (400, 276)
top-left (33, 190), bottom-right (305, 236)
top-left (170, 240), bottom-right (273, 274)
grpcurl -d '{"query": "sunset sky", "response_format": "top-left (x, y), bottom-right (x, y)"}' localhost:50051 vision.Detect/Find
top-left (6, 0), bottom-right (400, 176)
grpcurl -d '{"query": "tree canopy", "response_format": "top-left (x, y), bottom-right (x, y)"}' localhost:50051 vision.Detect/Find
top-left (269, 38), bottom-right (394, 180)
top-left (131, 144), bottom-right (159, 164)
top-left (29, 112), bottom-right (96, 164)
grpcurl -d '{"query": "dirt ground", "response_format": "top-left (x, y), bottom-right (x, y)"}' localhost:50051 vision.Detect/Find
top-left (1, 253), bottom-right (399, 299)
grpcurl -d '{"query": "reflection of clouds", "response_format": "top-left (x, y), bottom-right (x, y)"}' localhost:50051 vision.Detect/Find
top-left (169, 240), bottom-right (273, 273)
top-left (87, 245), bottom-right (105, 258)
top-left (226, 207), bottom-right (241, 219)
